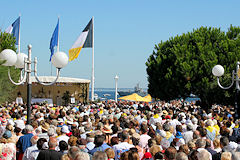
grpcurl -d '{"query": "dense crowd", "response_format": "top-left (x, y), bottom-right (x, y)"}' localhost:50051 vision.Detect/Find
top-left (0, 99), bottom-right (240, 160)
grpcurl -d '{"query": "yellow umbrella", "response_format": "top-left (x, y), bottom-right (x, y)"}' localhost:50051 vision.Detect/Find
top-left (119, 93), bottom-right (145, 102)
top-left (143, 94), bottom-right (152, 102)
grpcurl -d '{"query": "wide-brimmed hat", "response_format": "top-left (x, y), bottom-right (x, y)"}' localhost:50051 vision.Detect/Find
top-left (162, 110), bottom-right (168, 116)
top-left (41, 122), bottom-right (50, 131)
top-left (102, 125), bottom-right (112, 134)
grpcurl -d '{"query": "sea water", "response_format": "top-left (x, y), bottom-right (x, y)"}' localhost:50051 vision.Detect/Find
top-left (89, 88), bottom-right (200, 102)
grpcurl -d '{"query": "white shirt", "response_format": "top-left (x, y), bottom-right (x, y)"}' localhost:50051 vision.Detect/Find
top-left (169, 119), bottom-right (181, 134)
top-left (182, 131), bottom-right (193, 143)
top-left (149, 116), bottom-right (162, 125)
top-left (57, 135), bottom-right (69, 144)
top-left (16, 97), bottom-right (23, 105)
top-left (139, 134), bottom-right (151, 148)
top-left (23, 144), bottom-right (38, 160)
top-left (113, 142), bottom-right (134, 160)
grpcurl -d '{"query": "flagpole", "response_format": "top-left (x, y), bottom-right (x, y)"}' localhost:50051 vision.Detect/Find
top-left (18, 14), bottom-right (21, 54)
top-left (57, 17), bottom-right (60, 52)
top-left (91, 17), bottom-right (95, 101)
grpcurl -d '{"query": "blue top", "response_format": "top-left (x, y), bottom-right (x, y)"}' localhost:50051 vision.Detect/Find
top-left (17, 133), bottom-right (34, 153)
top-left (89, 143), bottom-right (111, 155)
top-left (101, 143), bottom-right (111, 151)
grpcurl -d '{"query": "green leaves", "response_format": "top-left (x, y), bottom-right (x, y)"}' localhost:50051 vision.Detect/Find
top-left (0, 32), bottom-right (20, 103)
top-left (146, 26), bottom-right (240, 107)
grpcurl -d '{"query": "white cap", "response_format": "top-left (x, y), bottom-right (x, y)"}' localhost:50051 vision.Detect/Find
top-left (61, 125), bottom-right (70, 134)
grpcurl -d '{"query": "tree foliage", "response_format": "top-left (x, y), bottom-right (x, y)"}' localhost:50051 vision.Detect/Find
top-left (146, 25), bottom-right (240, 107)
top-left (0, 32), bottom-right (20, 103)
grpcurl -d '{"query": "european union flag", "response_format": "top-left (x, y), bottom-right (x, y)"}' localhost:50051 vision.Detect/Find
top-left (49, 19), bottom-right (59, 61)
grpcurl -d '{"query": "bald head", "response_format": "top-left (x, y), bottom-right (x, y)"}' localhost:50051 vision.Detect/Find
top-left (48, 137), bottom-right (58, 149)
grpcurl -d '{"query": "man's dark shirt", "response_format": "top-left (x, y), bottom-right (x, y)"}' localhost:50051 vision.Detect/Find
top-left (206, 147), bottom-right (217, 156)
top-left (37, 149), bottom-right (62, 160)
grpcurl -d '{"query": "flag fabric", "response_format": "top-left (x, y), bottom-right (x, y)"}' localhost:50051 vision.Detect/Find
top-left (5, 17), bottom-right (20, 45)
top-left (69, 18), bottom-right (93, 61)
top-left (49, 19), bottom-right (59, 61)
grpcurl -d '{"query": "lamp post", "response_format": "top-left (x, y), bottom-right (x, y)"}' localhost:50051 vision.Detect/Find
top-left (212, 62), bottom-right (240, 119)
top-left (114, 75), bottom-right (119, 102)
top-left (0, 44), bottom-right (68, 124)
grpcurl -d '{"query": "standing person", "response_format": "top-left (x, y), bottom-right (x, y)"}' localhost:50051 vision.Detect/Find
top-left (29, 138), bottom-right (48, 160)
top-left (14, 114), bottom-right (25, 130)
top-left (16, 125), bottom-right (34, 160)
top-left (113, 132), bottom-right (134, 160)
top-left (0, 130), bottom-right (16, 160)
top-left (57, 125), bottom-right (70, 144)
top-left (139, 124), bottom-right (151, 149)
top-left (22, 135), bottom-right (39, 160)
top-left (37, 137), bottom-right (63, 160)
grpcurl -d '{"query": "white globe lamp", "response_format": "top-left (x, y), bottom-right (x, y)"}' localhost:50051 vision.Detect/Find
top-left (15, 53), bottom-right (28, 69)
top-left (0, 49), bottom-right (17, 66)
top-left (51, 51), bottom-right (68, 68)
top-left (212, 65), bottom-right (224, 77)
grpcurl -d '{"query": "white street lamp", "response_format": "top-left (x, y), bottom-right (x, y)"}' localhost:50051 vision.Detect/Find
top-left (114, 75), bottom-right (119, 102)
top-left (0, 45), bottom-right (68, 124)
top-left (212, 63), bottom-right (239, 119)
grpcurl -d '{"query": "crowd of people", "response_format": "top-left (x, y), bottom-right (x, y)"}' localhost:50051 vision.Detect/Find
top-left (0, 99), bottom-right (239, 160)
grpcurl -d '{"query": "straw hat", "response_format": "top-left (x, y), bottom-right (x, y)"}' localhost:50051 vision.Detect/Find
top-left (41, 122), bottom-right (50, 131)
top-left (102, 125), bottom-right (112, 134)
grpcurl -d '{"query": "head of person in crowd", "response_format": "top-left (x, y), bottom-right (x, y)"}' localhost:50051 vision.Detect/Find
top-left (111, 137), bottom-right (119, 146)
top-left (149, 145), bottom-right (161, 158)
top-left (74, 151), bottom-right (90, 160)
top-left (47, 127), bottom-right (56, 137)
top-left (178, 144), bottom-right (189, 155)
top-left (128, 150), bottom-right (140, 160)
top-left (165, 147), bottom-right (177, 160)
top-left (37, 138), bottom-right (48, 150)
top-left (68, 146), bottom-right (80, 160)
top-left (176, 152), bottom-right (188, 160)
top-left (92, 151), bottom-right (108, 160)
top-left (25, 124), bottom-right (34, 134)
top-left (59, 140), bottom-right (68, 153)
top-left (68, 136), bottom-right (78, 147)
top-left (77, 138), bottom-right (87, 150)
top-left (93, 135), bottom-right (104, 148)
top-left (48, 137), bottom-right (58, 150)
top-left (197, 149), bottom-right (210, 160)
top-left (104, 148), bottom-right (115, 160)
top-left (220, 136), bottom-right (230, 151)
top-left (30, 135), bottom-right (39, 145)
top-left (196, 138), bottom-right (206, 149)
top-left (148, 138), bottom-right (157, 148)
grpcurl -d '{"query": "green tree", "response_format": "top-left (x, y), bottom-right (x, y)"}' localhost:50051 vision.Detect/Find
top-left (146, 26), bottom-right (240, 108)
top-left (0, 31), bottom-right (20, 103)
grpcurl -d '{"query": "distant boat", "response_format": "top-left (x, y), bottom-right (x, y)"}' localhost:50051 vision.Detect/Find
top-left (103, 94), bottom-right (111, 97)
top-left (94, 93), bottom-right (98, 100)
top-left (118, 84), bottom-right (147, 97)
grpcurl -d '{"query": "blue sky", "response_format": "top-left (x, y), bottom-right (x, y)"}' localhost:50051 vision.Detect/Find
top-left (0, 0), bottom-right (239, 88)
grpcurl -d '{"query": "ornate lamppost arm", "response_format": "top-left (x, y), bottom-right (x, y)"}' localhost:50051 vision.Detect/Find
top-left (8, 68), bottom-right (27, 85)
top-left (216, 71), bottom-right (235, 90)
top-left (33, 57), bottom-right (61, 86)
top-left (7, 58), bottom-right (28, 85)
